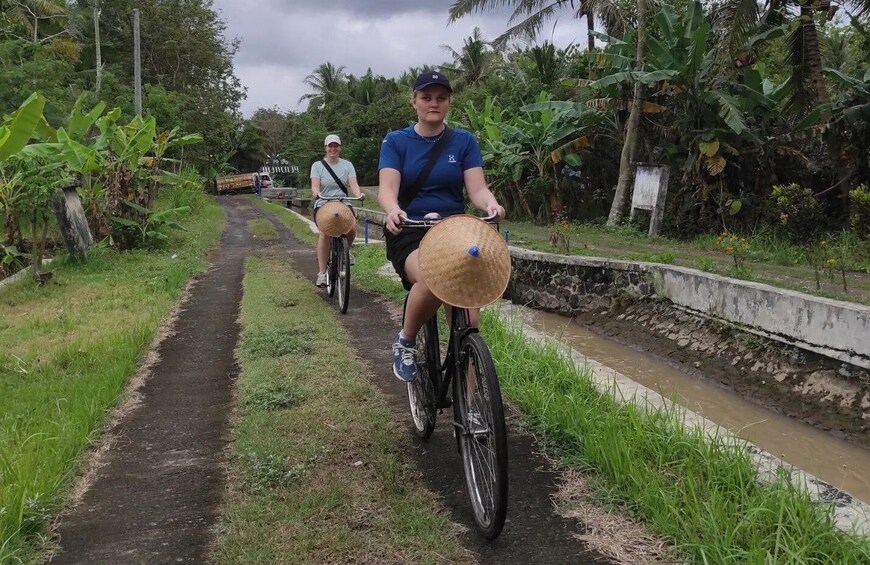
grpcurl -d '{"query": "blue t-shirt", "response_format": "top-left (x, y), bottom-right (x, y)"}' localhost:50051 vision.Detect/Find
top-left (378, 126), bottom-right (484, 220)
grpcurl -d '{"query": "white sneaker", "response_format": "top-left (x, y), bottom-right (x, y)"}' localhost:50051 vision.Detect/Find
top-left (315, 272), bottom-right (327, 287)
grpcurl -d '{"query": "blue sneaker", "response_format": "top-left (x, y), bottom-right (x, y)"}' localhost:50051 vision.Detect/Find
top-left (392, 334), bottom-right (418, 382)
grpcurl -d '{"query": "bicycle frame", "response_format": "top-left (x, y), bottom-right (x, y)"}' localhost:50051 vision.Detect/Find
top-left (428, 307), bottom-right (476, 412)
top-left (399, 211), bottom-right (509, 539)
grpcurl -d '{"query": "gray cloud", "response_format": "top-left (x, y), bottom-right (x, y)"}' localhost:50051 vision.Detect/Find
top-left (212, 0), bottom-right (582, 116)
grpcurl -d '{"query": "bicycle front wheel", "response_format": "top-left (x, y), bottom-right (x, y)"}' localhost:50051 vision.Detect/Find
top-left (408, 316), bottom-right (439, 439)
top-left (453, 332), bottom-right (508, 540)
top-left (326, 238), bottom-right (338, 298)
top-left (337, 236), bottom-right (350, 314)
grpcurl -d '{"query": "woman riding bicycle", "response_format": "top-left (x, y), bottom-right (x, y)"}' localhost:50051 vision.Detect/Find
top-left (378, 71), bottom-right (505, 382)
top-left (311, 134), bottom-right (364, 287)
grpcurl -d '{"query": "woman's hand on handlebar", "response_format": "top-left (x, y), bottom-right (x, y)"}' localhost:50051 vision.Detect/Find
top-left (386, 206), bottom-right (405, 234)
top-left (485, 203), bottom-right (506, 222)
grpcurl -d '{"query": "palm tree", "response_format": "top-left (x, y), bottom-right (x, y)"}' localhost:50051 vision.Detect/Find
top-left (298, 62), bottom-right (346, 108)
top-left (448, 0), bottom-right (601, 52)
top-left (441, 27), bottom-right (496, 88)
top-left (0, 0), bottom-right (67, 42)
top-left (715, 0), bottom-right (870, 113)
top-left (226, 123), bottom-right (267, 173)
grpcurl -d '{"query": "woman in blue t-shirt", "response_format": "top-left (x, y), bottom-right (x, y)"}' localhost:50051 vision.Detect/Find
top-left (377, 71), bottom-right (505, 382)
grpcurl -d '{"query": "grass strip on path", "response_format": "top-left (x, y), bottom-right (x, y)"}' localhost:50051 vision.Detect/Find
top-left (0, 193), bottom-right (224, 563)
top-left (247, 218), bottom-right (278, 240)
top-left (212, 254), bottom-right (470, 564)
top-left (251, 197), bottom-right (317, 244)
top-left (341, 242), bottom-right (870, 564)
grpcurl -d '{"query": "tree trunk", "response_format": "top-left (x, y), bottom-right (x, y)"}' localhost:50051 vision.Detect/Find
top-left (94, 4), bottom-right (102, 92)
top-left (800, 6), bottom-right (829, 107)
top-left (586, 9), bottom-right (594, 52)
top-left (607, 0), bottom-right (647, 226)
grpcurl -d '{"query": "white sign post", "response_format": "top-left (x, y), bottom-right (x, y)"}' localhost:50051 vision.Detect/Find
top-left (629, 163), bottom-right (670, 237)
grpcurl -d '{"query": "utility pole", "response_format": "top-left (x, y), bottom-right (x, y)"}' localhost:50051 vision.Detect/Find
top-left (94, 2), bottom-right (102, 92)
top-left (133, 8), bottom-right (142, 115)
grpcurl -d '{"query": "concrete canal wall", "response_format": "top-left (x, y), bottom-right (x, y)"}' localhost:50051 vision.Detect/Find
top-left (509, 247), bottom-right (870, 447)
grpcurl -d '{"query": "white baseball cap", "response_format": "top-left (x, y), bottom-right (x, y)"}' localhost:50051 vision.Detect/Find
top-left (324, 134), bottom-right (341, 146)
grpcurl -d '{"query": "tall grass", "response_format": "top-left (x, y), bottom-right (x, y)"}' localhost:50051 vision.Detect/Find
top-left (0, 196), bottom-right (223, 562)
top-left (482, 311), bottom-right (870, 563)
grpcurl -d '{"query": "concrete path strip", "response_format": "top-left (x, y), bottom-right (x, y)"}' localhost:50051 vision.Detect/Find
top-left (50, 200), bottom-right (255, 564)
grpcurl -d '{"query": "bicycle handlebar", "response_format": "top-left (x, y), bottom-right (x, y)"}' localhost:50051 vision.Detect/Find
top-left (399, 211), bottom-right (499, 227)
top-left (317, 194), bottom-right (365, 202)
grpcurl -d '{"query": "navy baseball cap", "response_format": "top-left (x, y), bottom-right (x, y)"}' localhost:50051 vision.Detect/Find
top-left (413, 71), bottom-right (453, 93)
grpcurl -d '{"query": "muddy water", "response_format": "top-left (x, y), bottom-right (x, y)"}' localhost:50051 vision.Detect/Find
top-left (524, 310), bottom-right (870, 503)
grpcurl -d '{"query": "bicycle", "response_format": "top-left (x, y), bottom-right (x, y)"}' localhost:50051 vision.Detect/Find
top-left (400, 212), bottom-right (509, 540)
top-left (318, 195), bottom-right (364, 314)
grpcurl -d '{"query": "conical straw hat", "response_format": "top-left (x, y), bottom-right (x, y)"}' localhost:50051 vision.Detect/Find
top-left (316, 201), bottom-right (355, 237)
top-left (418, 215), bottom-right (512, 308)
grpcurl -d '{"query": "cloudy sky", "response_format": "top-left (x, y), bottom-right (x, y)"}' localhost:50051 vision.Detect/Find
top-left (211, 0), bottom-right (585, 117)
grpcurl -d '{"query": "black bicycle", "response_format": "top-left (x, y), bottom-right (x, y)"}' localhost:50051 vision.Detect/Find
top-left (320, 195), bottom-right (363, 315)
top-left (401, 212), bottom-right (508, 540)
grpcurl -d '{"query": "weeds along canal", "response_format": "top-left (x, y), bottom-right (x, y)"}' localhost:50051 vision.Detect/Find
top-left (523, 308), bottom-right (870, 505)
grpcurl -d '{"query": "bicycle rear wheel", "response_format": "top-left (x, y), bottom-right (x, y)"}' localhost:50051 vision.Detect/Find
top-left (407, 316), bottom-right (439, 439)
top-left (326, 238), bottom-right (338, 298)
top-left (453, 332), bottom-right (508, 540)
top-left (336, 236), bottom-right (350, 314)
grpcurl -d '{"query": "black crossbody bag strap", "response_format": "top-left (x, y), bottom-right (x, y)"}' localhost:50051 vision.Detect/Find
top-left (319, 159), bottom-right (349, 195)
top-left (398, 127), bottom-right (453, 210)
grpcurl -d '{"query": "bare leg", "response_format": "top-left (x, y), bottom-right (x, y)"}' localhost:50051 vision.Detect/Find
top-left (401, 250), bottom-right (442, 339)
top-left (317, 233), bottom-right (330, 273)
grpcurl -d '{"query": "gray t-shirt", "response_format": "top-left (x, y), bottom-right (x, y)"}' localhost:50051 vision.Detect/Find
top-left (310, 158), bottom-right (357, 207)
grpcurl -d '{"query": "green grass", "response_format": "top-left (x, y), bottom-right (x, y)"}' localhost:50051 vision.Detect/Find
top-left (0, 194), bottom-right (224, 563)
top-left (250, 196), bottom-right (317, 245)
top-left (247, 218), bottom-right (278, 240)
top-left (342, 238), bottom-right (870, 563)
top-left (481, 312), bottom-right (870, 563)
top-left (212, 254), bottom-right (470, 564)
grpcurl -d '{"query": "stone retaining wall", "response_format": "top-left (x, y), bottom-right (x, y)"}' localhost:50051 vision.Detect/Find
top-left (509, 247), bottom-right (870, 369)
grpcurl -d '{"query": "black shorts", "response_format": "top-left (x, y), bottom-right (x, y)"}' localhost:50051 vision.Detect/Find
top-left (385, 229), bottom-right (426, 291)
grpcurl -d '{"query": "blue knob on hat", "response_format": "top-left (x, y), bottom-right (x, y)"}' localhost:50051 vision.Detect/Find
top-left (468, 245), bottom-right (480, 257)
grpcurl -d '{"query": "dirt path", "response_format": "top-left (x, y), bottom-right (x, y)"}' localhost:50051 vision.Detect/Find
top-left (257, 204), bottom-right (610, 564)
top-left (50, 199), bottom-right (256, 564)
top-left (50, 198), bottom-right (609, 564)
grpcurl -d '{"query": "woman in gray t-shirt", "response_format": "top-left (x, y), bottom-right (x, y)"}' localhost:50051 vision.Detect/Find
top-left (310, 134), bottom-right (364, 287)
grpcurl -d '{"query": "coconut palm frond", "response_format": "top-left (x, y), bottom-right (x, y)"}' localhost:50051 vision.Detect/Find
top-left (448, 0), bottom-right (525, 23)
top-left (714, 0), bottom-right (760, 58)
top-left (492, 3), bottom-right (565, 49)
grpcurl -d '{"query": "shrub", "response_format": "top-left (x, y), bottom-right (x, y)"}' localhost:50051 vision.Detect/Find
top-left (715, 230), bottom-right (750, 274)
top-left (849, 184), bottom-right (870, 240)
top-left (771, 183), bottom-right (823, 243)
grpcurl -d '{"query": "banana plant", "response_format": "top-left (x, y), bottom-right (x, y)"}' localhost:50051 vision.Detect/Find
top-left (0, 93), bottom-right (47, 261)
top-left (0, 93), bottom-right (46, 162)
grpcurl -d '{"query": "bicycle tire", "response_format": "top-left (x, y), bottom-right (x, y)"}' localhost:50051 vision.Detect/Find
top-left (453, 332), bottom-right (508, 540)
top-left (407, 317), bottom-right (439, 439)
top-left (326, 238), bottom-right (338, 298)
top-left (337, 236), bottom-right (350, 314)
